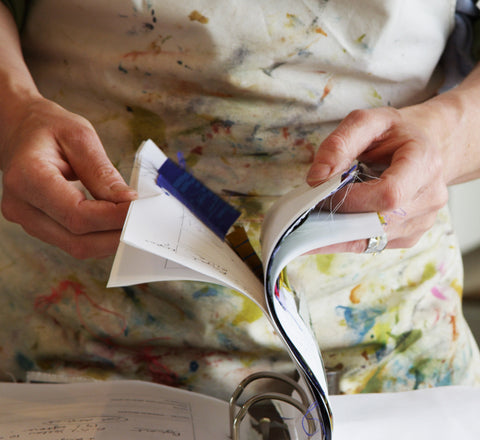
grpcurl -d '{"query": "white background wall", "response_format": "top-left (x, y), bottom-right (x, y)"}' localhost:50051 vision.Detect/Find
top-left (449, 179), bottom-right (480, 254)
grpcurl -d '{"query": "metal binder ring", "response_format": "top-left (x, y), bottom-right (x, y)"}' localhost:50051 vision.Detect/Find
top-left (364, 233), bottom-right (388, 254)
top-left (229, 371), bottom-right (315, 440)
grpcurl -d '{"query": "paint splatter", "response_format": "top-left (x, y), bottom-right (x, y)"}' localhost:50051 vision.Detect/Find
top-left (189, 10), bottom-right (209, 24)
top-left (337, 305), bottom-right (384, 341)
top-left (231, 291), bottom-right (263, 325)
top-left (349, 284), bottom-right (362, 304)
top-left (421, 262), bottom-right (437, 283)
top-left (127, 106), bottom-right (166, 150)
top-left (315, 254), bottom-right (335, 274)
top-left (392, 329), bottom-right (422, 353)
top-left (193, 286), bottom-right (218, 299)
top-left (431, 286), bottom-right (447, 301)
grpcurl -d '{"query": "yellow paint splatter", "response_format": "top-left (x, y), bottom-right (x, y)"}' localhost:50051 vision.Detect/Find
top-left (127, 106), bottom-right (166, 151)
top-left (286, 13), bottom-right (302, 27)
top-left (230, 291), bottom-right (263, 325)
top-left (371, 88), bottom-right (382, 100)
top-left (450, 279), bottom-right (463, 298)
top-left (315, 27), bottom-right (327, 37)
top-left (189, 10), bottom-right (209, 24)
top-left (377, 213), bottom-right (387, 226)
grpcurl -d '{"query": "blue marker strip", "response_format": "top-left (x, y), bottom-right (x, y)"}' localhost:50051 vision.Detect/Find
top-left (157, 158), bottom-right (241, 239)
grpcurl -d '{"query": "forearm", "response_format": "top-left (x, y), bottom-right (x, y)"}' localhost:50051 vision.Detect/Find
top-left (414, 63), bottom-right (480, 186)
top-left (0, 3), bottom-right (41, 143)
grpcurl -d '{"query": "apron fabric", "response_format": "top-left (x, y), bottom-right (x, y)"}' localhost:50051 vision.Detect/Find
top-left (0, 0), bottom-right (478, 400)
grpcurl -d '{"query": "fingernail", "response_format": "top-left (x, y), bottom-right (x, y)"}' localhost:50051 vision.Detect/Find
top-left (307, 163), bottom-right (332, 185)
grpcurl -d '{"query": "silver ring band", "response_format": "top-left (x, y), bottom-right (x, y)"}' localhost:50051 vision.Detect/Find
top-left (364, 234), bottom-right (388, 254)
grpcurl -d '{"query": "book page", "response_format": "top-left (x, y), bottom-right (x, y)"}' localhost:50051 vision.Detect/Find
top-left (108, 140), bottom-right (266, 312)
top-left (260, 175), bottom-right (346, 267)
top-left (118, 193), bottom-right (265, 309)
top-left (330, 385), bottom-right (480, 440)
top-left (267, 210), bottom-right (384, 287)
top-left (276, 385), bottom-right (480, 440)
top-left (0, 380), bottom-right (240, 440)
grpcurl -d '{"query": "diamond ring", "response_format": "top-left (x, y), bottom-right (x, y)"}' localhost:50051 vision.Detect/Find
top-left (364, 234), bottom-right (388, 254)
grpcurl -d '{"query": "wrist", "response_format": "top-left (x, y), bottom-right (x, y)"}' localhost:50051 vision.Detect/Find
top-left (403, 84), bottom-right (480, 187)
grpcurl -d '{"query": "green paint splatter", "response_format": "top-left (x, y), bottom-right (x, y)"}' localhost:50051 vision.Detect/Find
top-left (127, 106), bottom-right (166, 150)
top-left (421, 262), bottom-right (437, 283)
top-left (371, 88), bottom-right (382, 100)
top-left (356, 34), bottom-right (366, 43)
top-left (391, 329), bottom-right (422, 353)
top-left (361, 364), bottom-right (386, 393)
top-left (315, 254), bottom-right (335, 274)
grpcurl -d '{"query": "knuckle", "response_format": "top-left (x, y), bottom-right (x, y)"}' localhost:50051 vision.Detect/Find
top-left (61, 210), bottom-right (89, 235)
top-left (92, 163), bottom-right (117, 182)
top-left (63, 120), bottom-right (96, 145)
top-left (1, 198), bottom-right (19, 223)
top-left (346, 108), bottom-right (370, 125)
top-left (378, 180), bottom-right (403, 211)
top-left (2, 167), bottom-right (24, 194)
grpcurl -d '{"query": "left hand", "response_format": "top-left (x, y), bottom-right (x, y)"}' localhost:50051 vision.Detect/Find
top-left (306, 104), bottom-right (450, 253)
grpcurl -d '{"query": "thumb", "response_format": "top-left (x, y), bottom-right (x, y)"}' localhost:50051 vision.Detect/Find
top-left (59, 129), bottom-right (137, 203)
top-left (307, 108), bottom-right (398, 186)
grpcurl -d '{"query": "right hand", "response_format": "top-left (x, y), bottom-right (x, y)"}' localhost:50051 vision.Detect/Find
top-left (0, 97), bottom-right (137, 259)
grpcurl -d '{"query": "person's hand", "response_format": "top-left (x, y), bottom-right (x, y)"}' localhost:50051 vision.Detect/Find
top-left (305, 104), bottom-right (452, 254)
top-left (0, 97), bottom-right (137, 259)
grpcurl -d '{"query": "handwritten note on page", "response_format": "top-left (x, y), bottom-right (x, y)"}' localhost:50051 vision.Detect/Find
top-left (0, 380), bottom-right (238, 440)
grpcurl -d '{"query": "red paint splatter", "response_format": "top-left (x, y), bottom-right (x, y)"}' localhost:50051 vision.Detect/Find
top-left (190, 146), bottom-right (203, 155)
top-left (35, 280), bottom-right (127, 340)
top-left (294, 138), bottom-right (305, 146)
top-left (282, 127), bottom-right (290, 139)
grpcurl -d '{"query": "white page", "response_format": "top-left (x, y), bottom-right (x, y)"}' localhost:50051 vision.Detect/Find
top-left (260, 178), bottom-right (345, 267)
top-left (108, 140), bottom-right (266, 311)
top-left (119, 194), bottom-right (265, 309)
top-left (329, 385), bottom-right (480, 440)
top-left (267, 211), bottom-right (384, 288)
top-left (0, 380), bottom-right (241, 440)
top-left (272, 283), bottom-right (329, 400)
top-left (108, 241), bottom-right (222, 287)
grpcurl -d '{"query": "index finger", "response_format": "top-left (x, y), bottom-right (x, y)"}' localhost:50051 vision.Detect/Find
top-left (307, 107), bottom-right (400, 185)
top-left (19, 160), bottom-right (131, 234)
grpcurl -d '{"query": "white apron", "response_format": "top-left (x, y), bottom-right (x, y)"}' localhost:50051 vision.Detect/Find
top-left (0, 0), bottom-right (477, 399)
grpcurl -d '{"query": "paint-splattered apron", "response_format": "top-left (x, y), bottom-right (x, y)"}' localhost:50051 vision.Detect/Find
top-left (0, 0), bottom-right (478, 399)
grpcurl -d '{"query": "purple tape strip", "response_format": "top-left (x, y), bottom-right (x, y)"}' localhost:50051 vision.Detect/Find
top-left (157, 158), bottom-right (240, 239)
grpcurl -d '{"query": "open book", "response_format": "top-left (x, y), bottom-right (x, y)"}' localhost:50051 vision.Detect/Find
top-left (2, 378), bottom-right (479, 440)
top-left (108, 139), bottom-right (385, 439)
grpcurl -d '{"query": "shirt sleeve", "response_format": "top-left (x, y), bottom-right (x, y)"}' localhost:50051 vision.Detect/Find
top-left (441, 0), bottom-right (480, 90)
top-left (1, 0), bottom-right (28, 30)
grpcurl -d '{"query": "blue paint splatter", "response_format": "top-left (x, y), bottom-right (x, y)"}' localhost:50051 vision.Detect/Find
top-left (16, 352), bottom-right (34, 372)
top-left (337, 305), bottom-right (384, 341)
top-left (218, 333), bottom-right (239, 351)
top-left (193, 287), bottom-right (218, 299)
top-left (189, 360), bottom-right (199, 372)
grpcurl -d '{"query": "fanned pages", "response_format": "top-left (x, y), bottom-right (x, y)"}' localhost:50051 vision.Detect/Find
top-left (108, 139), bottom-right (385, 440)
